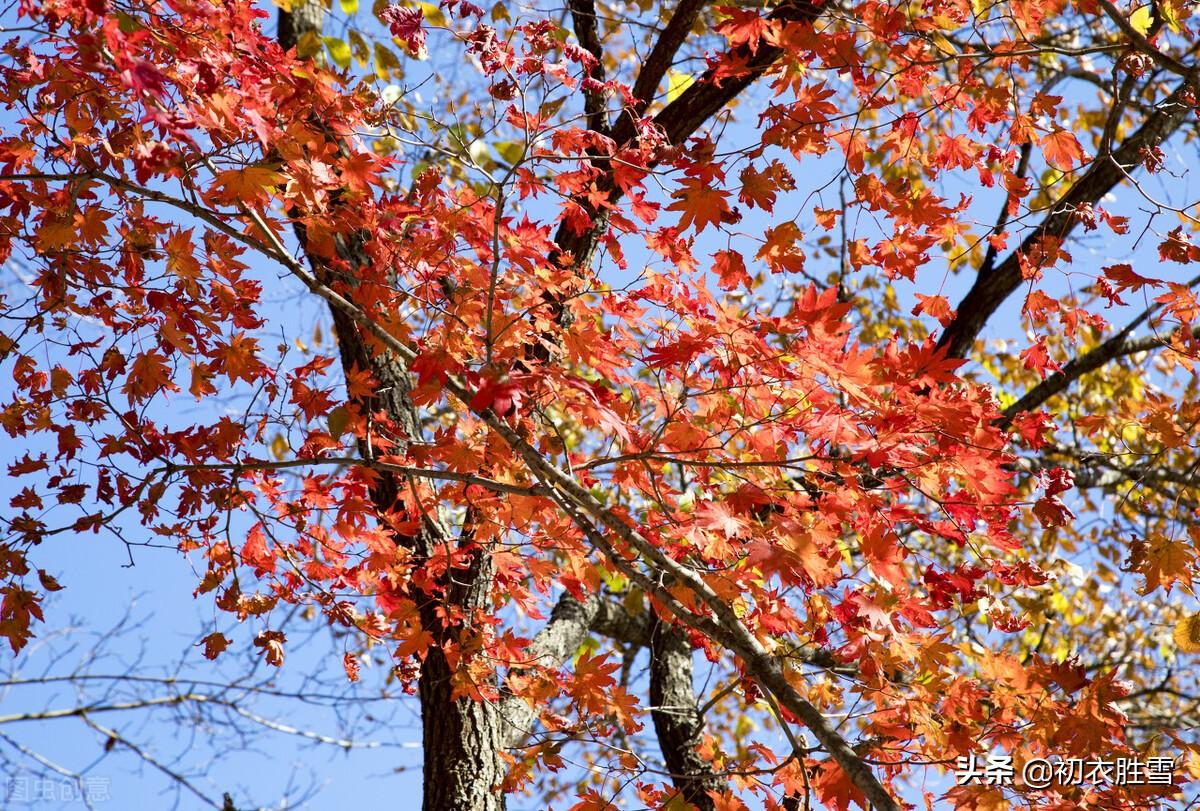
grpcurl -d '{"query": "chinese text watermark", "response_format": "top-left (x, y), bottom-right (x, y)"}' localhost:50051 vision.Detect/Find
top-left (5, 775), bottom-right (112, 804)
top-left (955, 752), bottom-right (1176, 788)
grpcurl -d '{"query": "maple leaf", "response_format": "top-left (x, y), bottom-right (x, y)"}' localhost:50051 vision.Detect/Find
top-left (716, 7), bottom-right (771, 53)
top-left (120, 60), bottom-right (169, 100)
top-left (381, 5), bottom-right (427, 53)
top-left (809, 759), bottom-right (867, 811)
top-left (739, 164), bottom-right (778, 211)
top-left (253, 630), bottom-right (287, 667)
top-left (1159, 226), bottom-right (1200, 263)
top-left (911, 293), bottom-right (954, 327)
top-left (1127, 534), bottom-right (1196, 593)
top-left (1155, 282), bottom-right (1200, 323)
top-left (214, 333), bottom-right (264, 384)
top-left (570, 651), bottom-right (619, 703)
top-left (212, 166), bottom-right (282, 204)
top-left (667, 178), bottom-right (731, 234)
top-left (707, 792), bottom-right (750, 811)
top-left (1020, 336), bottom-right (1061, 379)
top-left (757, 222), bottom-right (806, 273)
top-left (199, 632), bottom-right (231, 660)
top-left (469, 374), bottom-right (527, 417)
top-left (644, 333), bottom-right (714, 368)
top-left (338, 152), bottom-right (381, 194)
top-left (165, 229), bottom-right (202, 283)
top-left (860, 526), bottom-right (906, 588)
top-left (343, 652), bottom-right (361, 682)
top-left (241, 524), bottom-right (276, 575)
top-left (123, 351), bottom-right (177, 402)
top-left (1041, 128), bottom-right (1085, 171)
top-left (1102, 263), bottom-right (1160, 294)
top-left (714, 249), bottom-right (751, 291)
top-left (0, 586), bottom-right (43, 654)
top-left (695, 500), bottom-right (746, 540)
top-left (935, 135), bottom-right (979, 171)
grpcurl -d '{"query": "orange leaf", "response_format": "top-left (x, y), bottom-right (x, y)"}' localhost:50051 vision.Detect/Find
top-left (1041, 128), bottom-right (1084, 171)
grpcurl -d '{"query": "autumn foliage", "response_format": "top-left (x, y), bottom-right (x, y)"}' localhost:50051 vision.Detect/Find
top-left (2, 0), bottom-right (1200, 807)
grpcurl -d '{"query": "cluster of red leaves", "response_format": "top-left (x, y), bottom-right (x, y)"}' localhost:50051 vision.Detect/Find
top-left (0, 0), bottom-right (1194, 807)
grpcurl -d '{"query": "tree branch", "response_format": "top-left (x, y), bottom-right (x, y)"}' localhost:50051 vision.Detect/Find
top-left (624, 0), bottom-right (708, 125)
top-left (498, 594), bottom-right (599, 749)
top-left (552, 0), bottom-right (822, 271)
top-left (1096, 0), bottom-right (1191, 77)
top-left (1002, 273), bottom-right (1200, 420)
top-left (568, 0), bottom-right (609, 135)
top-left (938, 75), bottom-right (1198, 359)
top-left (542, 491), bottom-right (899, 811)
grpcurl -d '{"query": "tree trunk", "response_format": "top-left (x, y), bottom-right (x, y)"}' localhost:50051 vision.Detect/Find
top-left (650, 613), bottom-right (724, 810)
top-left (276, 8), bottom-right (509, 809)
top-left (418, 545), bottom-right (507, 811)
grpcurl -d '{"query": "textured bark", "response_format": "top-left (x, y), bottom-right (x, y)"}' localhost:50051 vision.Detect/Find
top-left (650, 613), bottom-right (723, 811)
top-left (417, 546), bottom-right (508, 811)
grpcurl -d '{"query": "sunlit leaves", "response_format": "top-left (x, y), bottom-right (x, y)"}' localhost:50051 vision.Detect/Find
top-left (2, 0), bottom-right (1199, 805)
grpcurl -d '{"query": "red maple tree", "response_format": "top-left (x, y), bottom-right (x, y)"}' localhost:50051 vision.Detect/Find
top-left (2, 0), bottom-right (1200, 807)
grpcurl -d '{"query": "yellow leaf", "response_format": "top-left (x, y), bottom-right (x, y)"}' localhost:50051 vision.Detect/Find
top-left (622, 586), bottom-right (644, 616)
top-left (324, 36), bottom-right (352, 69)
top-left (539, 96), bottom-right (566, 118)
top-left (348, 30), bottom-right (370, 65)
top-left (213, 166), bottom-right (282, 201)
top-left (339, 0), bottom-right (357, 13)
top-left (296, 30), bottom-right (322, 59)
top-left (270, 433), bottom-right (290, 461)
top-left (36, 218), bottom-right (75, 251)
top-left (416, 1), bottom-right (446, 27)
top-left (374, 42), bottom-right (401, 79)
top-left (929, 31), bottom-right (958, 56)
top-left (327, 405), bottom-right (350, 438)
top-left (467, 139), bottom-right (491, 167)
top-left (1174, 614), bottom-right (1200, 653)
top-left (1161, 0), bottom-right (1182, 33)
top-left (667, 69), bottom-right (693, 104)
top-left (1129, 4), bottom-right (1154, 35)
top-left (493, 140), bottom-right (525, 167)
top-left (835, 538), bottom-right (854, 568)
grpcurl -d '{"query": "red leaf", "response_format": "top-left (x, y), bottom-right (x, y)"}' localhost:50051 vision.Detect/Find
top-left (714, 249), bottom-right (751, 291)
top-left (253, 630), bottom-right (287, 667)
top-left (1041, 128), bottom-right (1085, 171)
top-left (199, 632), bottom-right (231, 660)
top-left (343, 652), bottom-right (361, 682)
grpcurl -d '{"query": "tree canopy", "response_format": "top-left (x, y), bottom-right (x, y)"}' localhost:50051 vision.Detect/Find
top-left (2, 0), bottom-right (1200, 807)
